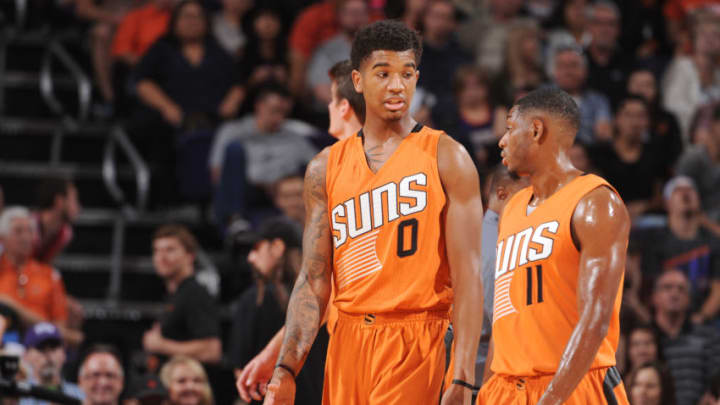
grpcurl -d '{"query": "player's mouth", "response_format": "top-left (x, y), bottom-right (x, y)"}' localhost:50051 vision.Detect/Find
top-left (384, 98), bottom-right (405, 111)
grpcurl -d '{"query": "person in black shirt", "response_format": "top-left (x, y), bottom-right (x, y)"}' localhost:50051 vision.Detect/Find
top-left (635, 177), bottom-right (720, 324)
top-left (142, 225), bottom-right (221, 364)
top-left (228, 217), bottom-right (327, 405)
top-left (588, 95), bottom-right (664, 219)
top-left (134, 0), bottom-right (243, 130)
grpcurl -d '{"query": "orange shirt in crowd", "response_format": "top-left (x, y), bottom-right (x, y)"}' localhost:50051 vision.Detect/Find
top-left (289, 1), bottom-right (339, 58)
top-left (111, 3), bottom-right (171, 59)
top-left (0, 255), bottom-right (68, 322)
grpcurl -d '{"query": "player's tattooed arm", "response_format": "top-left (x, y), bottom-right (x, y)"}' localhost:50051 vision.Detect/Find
top-left (537, 187), bottom-right (630, 405)
top-left (266, 149), bottom-right (333, 395)
top-left (438, 134), bottom-right (484, 405)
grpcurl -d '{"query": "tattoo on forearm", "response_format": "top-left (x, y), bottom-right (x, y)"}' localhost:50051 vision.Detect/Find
top-left (276, 153), bottom-right (332, 369)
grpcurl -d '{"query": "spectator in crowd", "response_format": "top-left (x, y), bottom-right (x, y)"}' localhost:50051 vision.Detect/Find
top-left (211, 0), bottom-right (252, 58)
top-left (627, 68), bottom-right (684, 176)
top-left (78, 345), bottom-right (124, 405)
top-left (142, 225), bottom-right (221, 364)
top-left (270, 175), bottom-right (305, 229)
top-left (20, 322), bottom-right (84, 405)
top-left (545, 0), bottom-right (591, 73)
top-left (493, 21), bottom-right (545, 108)
top-left (210, 84), bottom-right (317, 228)
top-left (588, 95), bottom-right (664, 218)
top-left (635, 176), bottom-right (720, 322)
top-left (32, 178), bottom-right (80, 264)
top-left (159, 356), bottom-right (213, 405)
top-left (550, 44), bottom-right (612, 144)
top-left (584, 0), bottom-right (629, 106)
top-left (306, 0), bottom-right (369, 108)
top-left (626, 361), bottom-right (677, 405)
top-left (663, 11), bottom-right (720, 140)
top-left (651, 269), bottom-right (720, 405)
top-left (287, 0), bottom-right (345, 96)
top-left (624, 324), bottom-right (661, 378)
top-left (111, 0), bottom-right (175, 68)
top-left (0, 208), bottom-right (80, 344)
top-left (383, 0), bottom-right (428, 31)
top-left (228, 219), bottom-right (300, 385)
top-left (617, 0), bottom-right (672, 67)
top-left (432, 66), bottom-right (505, 176)
top-left (134, 0), bottom-right (243, 130)
top-left (326, 60), bottom-right (365, 141)
top-left (238, 8), bottom-right (289, 88)
top-left (416, 0), bottom-right (471, 113)
top-left (663, 0), bottom-right (720, 52)
top-left (457, 0), bottom-right (527, 75)
top-left (677, 104), bottom-right (720, 221)
top-left (74, 0), bottom-right (132, 109)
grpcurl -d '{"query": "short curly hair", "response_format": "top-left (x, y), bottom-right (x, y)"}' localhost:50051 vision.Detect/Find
top-left (515, 87), bottom-right (580, 132)
top-left (350, 20), bottom-right (422, 70)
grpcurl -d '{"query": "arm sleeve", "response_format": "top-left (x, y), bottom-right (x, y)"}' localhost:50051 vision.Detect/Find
top-left (185, 285), bottom-right (221, 339)
top-left (111, 12), bottom-right (138, 57)
top-left (49, 269), bottom-right (69, 322)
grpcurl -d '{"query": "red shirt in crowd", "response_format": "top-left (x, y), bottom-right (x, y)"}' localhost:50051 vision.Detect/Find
top-left (111, 3), bottom-right (171, 59)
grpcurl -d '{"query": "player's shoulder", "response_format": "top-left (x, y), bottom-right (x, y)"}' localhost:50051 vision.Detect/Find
top-left (572, 180), bottom-right (629, 235)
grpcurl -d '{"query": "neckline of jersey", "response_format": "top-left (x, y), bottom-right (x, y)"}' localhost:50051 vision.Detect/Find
top-left (522, 173), bottom-right (588, 218)
top-left (355, 123), bottom-right (424, 176)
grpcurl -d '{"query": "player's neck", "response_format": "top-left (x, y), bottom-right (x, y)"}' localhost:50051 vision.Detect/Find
top-left (362, 114), bottom-right (416, 143)
top-left (528, 157), bottom-right (581, 203)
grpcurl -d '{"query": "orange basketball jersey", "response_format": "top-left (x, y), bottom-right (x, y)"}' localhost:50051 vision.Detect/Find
top-left (491, 174), bottom-right (624, 376)
top-left (325, 124), bottom-right (452, 315)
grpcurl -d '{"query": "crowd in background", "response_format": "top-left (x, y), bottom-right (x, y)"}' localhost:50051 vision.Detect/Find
top-left (2, 0), bottom-right (720, 404)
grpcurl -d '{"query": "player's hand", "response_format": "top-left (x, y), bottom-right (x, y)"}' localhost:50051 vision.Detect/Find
top-left (440, 384), bottom-right (472, 405)
top-left (262, 368), bottom-right (296, 405)
top-left (236, 350), bottom-right (276, 402)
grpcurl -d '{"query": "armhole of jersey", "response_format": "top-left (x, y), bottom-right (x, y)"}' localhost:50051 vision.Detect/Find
top-left (569, 183), bottom-right (618, 252)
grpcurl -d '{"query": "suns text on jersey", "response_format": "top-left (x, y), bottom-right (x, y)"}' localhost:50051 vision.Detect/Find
top-left (495, 221), bottom-right (559, 279)
top-left (331, 173), bottom-right (428, 248)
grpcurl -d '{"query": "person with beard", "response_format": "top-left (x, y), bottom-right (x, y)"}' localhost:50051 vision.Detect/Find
top-left (228, 218), bottom-right (328, 405)
top-left (634, 176), bottom-right (720, 325)
top-left (32, 178), bottom-right (81, 264)
top-left (20, 322), bottom-right (84, 405)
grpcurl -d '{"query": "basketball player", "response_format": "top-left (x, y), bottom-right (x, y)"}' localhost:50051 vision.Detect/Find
top-left (235, 59), bottom-right (364, 403)
top-left (478, 88), bottom-right (630, 405)
top-left (264, 20), bottom-right (484, 405)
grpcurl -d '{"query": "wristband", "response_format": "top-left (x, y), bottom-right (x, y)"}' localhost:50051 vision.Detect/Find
top-left (452, 379), bottom-right (479, 391)
top-left (275, 363), bottom-right (296, 379)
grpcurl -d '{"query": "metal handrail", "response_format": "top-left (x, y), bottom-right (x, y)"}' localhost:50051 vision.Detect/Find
top-left (102, 126), bottom-right (151, 213)
top-left (13, 0), bottom-right (28, 30)
top-left (39, 40), bottom-right (92, 123)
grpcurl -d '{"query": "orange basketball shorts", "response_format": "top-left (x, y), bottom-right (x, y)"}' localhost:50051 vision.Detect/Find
top-left (322, 310), bottom-right (450, 405)
top-left (477, 366), bottom-right (628, 405)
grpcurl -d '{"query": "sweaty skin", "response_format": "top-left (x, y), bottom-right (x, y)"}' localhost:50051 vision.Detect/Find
top-left (493, 106), bottom-right (629, 405)
top-left (262, 48), bottom-right (484, 405)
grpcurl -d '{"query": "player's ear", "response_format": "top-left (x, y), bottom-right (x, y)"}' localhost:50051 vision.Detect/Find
top-left (531, 118), bottom-right (545, 142)
top-left (352, 69), bottom-right (363, 94)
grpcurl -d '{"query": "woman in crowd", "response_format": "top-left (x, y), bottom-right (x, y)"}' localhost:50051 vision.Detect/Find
top-left (160, 356), bottom-right (214, 405)
top-left (624, 324), bottom-right (661, 378)
top-left (238, 8), bottom-right (289, 89)
top-left (627, 361), bottom-right (677, 405)
top-left (135, 0), bottom-right (243, 130)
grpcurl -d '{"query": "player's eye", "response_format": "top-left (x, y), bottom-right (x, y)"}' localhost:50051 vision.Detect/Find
top-left (403, 72), bottom-right (413, 78)
top-left (377, 72), bottom-right (388, 78)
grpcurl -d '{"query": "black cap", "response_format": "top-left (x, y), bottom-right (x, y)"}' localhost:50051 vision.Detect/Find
top-left (235, 217), bottom-right (302, 249)
top-left (127, 373), bottom-right (168, 400)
